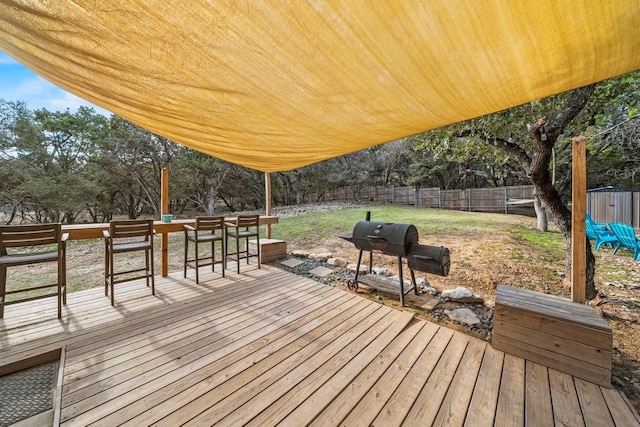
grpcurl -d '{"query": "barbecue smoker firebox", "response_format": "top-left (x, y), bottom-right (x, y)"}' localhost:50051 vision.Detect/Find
top-left (342, 215), bottom-right (450, 306)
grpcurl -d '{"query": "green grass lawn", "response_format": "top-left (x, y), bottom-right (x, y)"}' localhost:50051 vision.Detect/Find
top-left (272, 204), bottom-right (565, 254)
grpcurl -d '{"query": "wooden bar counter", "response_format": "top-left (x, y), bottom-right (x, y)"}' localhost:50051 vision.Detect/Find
top-left (62, 216), bottom-right (279, 241)
top-left (62, 216), bottom-right (279, 277)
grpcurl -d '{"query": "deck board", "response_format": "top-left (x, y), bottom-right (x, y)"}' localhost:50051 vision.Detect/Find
top-left (464, 345), bottom-right (504, 427)
top-left (305, 320), bottom-right (435, 427)
top-left (369, 327), bottom-right (455, 426)
top-left (244, 311), bottom-right (415, 426)
top-left (525, 361), bottom-right (554, 426)
top-left (118, 296), bottom-right (369, 426)
top-left (323, 320), bottom-right (441, 427)
top-left (62, 277), bottom-right (329, 394)
top-left (575, 378), bottom-right (616, 427)
top-left (402, 332), bottom-right (470, 425)
top-left (187, 306), bottom-right (399, 426)
top-left (432, 337), bottom-right (486, 426)
top-left (0, 264), bottom-right (637, 426)
top-left (495, 353), bottom-right (525, 426)
top-left (61, 286), bottom-right (335, 418)
top-left (549, 369), bottom-right (586, 427)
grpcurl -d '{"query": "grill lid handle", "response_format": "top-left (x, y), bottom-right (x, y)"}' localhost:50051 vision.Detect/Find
top-left (366, 235), bottom-right (387, 240)
top-left (412, 254), bottom-right (436, 261)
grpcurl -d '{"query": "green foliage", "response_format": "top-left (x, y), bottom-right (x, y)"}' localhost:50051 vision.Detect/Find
top-left (0, 70), bottom-right (637, 225)
top-left (587, 71), bottom-right (640, 189)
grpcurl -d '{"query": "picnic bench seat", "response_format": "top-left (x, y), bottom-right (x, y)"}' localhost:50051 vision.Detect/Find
top-left (492, 285), bottom-right (612, 387)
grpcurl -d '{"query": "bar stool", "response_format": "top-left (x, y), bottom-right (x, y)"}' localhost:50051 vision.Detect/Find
top-left (0, 223), bottom-right (67, 319)
top-left (225, 215), bottom-right (260, 273)
top-left (183, 216), bottom-right (225, 283)
top-left (104, 219), bottom-right (155, 306)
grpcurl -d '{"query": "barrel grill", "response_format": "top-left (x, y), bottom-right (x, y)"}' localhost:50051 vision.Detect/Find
top-left (351, 221), bottom-right (418, 257)
top-left (343, 215), bottom-right (450, 306)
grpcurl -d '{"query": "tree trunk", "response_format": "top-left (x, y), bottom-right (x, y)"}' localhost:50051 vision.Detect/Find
top-left (206, 186), bottom-right (216, 215)
top-left (527, 108), bottom-right (597, 298)
top-left (495, 85), bottom-right (598, 300)
top-left (528, 165), bottom-right (597, 299)
top-left (533, 194), bottom-right (548, 232)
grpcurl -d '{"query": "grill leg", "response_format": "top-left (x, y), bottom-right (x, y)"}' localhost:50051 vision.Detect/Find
top-left (347, 249), bottom-right (365, 291)
top-left (365, 212), bottom-right (372, 274)
top-left (354, 250), bottom-right (364, 282)
top-left (410, 269), bottom-right (419, 295)
top-left (398, 256), bottom-right (405, 307)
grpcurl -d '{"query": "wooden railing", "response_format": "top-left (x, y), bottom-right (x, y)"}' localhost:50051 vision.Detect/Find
top-left (61, 216), bottom-right (279, 276)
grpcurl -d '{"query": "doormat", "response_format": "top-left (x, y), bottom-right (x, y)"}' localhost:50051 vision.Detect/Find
top-left (0, 361), bottom-right (57, 426)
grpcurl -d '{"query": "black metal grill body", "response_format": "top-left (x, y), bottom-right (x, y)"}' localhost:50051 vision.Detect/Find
top-left (351, 221), bottom-right (418, 257)
top-left (344, 215), bottom-right (451, 307)
top-left (407, 245), bottom-right (450, 276)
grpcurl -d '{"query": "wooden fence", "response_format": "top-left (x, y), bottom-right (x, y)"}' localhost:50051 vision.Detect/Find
top-left (317, 185), bottom-right (640, 226)
top-left (318, 185), bottom-right (536, 215)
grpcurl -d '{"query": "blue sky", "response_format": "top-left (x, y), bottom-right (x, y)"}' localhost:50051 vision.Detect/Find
top-left (0, 51), bottom-right (110, 115)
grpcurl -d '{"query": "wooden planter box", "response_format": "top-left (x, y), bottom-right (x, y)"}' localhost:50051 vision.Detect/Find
top-left (248, 239), bottom-right (287, 263)
top-left (492, 285), bottom-right (612, 388)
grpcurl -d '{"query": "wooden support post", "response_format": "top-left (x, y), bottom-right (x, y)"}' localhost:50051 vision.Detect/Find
top-left (571, 136), bottom-right (587, 303)
top-left (161, 168), bottom-right (169, 277)
top-left (265, 172), bottom-right (272, 239)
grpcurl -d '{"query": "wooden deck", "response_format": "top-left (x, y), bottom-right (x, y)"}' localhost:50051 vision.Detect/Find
top-left (1, 264), bottom-right (638, 426)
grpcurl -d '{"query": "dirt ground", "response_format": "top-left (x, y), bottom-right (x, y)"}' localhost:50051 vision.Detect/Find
top-left (287, 233), bottom-right (640, 414)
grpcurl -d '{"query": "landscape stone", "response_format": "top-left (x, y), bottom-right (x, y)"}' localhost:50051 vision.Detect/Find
top-left (371, 267), bottom-right (389, 276)
top-left (441, 287), bottom-right (484, 304)
top-left (280, 258), bottom-right (304, 268)
top-left (309, 266), bottom-right (334, 277)
top-left (292, 250), bottom-right (309, 258)
top-left (444, 308), bottom-right (481, 326)
top-left (414, 278), bottom-right (439, 295)
top-left (347, 263), bottom-right (369, 274)
top-left (314, 252), bottom-right (332, 262)
top-left (327, 257), bottom-right (348, 268)
top-left (422, 285), bottom-right (439, 296)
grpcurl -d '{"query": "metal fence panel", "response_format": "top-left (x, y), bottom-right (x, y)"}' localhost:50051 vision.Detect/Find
top-left (588, 191), bottom-right (639, 228)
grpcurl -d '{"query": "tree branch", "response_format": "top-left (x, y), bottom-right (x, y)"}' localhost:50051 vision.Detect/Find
top-left (546, 84), bottom-right (596, 139)
top-left (492, 135), bottom-right (533, 169)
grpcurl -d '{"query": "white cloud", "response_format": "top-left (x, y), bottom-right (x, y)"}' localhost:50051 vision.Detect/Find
top-left (8, 75), bottom-right (110, 115)
top-left (0, 52), bottom-right (19, 64)
top-left (14, 75), bottom-right (54, 97)
top-left (48, 91), bottom-right (96, 111)
top-left (0, 52), bottom-right (110, 115)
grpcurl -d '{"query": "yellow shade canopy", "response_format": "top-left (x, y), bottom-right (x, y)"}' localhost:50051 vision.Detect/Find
top-left (1, 1), bottom-right (638, 172)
